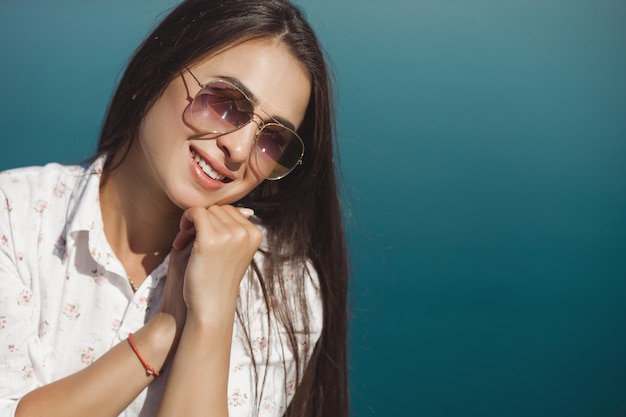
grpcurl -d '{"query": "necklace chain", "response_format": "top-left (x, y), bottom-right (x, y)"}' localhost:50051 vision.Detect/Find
top-left (128, 276), bottom-right (138, 293)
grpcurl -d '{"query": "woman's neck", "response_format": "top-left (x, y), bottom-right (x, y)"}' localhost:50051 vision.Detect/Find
top-left (99, 152), bottom-right (182, 282)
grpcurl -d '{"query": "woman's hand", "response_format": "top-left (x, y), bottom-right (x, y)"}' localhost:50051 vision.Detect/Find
top-left (171, 205), bottom-right (262, 321)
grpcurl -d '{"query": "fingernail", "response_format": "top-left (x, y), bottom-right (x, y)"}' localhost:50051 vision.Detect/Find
top-left (237, 207), bottom-right (254, 218)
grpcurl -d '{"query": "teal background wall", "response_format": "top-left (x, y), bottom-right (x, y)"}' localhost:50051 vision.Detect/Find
top-left (1, 1), bottom-right (625, 416)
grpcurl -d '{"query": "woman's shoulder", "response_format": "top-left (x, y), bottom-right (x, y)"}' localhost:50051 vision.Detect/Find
top-left (0, 160), bottom-right (103, 240)
top-left (253, 232), bottom-right (320, 292)
top-left (242, 246), bottom-right (323, 326)
top-left (0, 161), bottom-right (95, 206)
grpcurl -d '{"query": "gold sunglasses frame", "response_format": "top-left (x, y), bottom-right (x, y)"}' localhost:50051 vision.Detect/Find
top-left (185, 67), bottom-right (305, 180)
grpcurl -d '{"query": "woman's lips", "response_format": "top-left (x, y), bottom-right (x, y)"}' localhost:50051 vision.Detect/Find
top-left (190, 148), bottom-right (232, 183)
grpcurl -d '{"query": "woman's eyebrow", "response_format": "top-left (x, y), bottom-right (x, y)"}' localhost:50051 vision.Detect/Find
top-left (269, 115), bottom-right (296, 131)
top-left (217, 75), bottom-right (258, 102)
top-left (217, 75), bottom-right (297, 131)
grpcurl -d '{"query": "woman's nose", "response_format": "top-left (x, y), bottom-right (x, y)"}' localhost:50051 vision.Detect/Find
top-left (215, 121), bottom-right (259, 165)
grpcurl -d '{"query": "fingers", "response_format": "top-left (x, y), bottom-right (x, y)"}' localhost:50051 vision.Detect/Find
top-left (172, 205), bottom-right (261, 251)
top-left (172, 217), bottom-right (196, 250)
top-left (172, 206), bottom-right (255, 250)
top-left (197, 206), bottom-right (262, 252)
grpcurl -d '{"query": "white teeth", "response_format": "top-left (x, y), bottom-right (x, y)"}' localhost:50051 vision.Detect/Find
top-left (193, 151), bottom-right (226, 181)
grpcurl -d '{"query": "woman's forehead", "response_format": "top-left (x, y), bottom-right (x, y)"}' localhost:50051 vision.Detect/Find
top-left (189, 38), bottom-right (311, 129)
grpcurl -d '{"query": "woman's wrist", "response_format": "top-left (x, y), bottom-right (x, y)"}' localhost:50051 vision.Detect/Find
top-left (134, 312), bottom-right (181, 368)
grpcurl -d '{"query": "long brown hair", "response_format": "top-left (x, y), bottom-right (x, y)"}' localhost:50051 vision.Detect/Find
top-left (94, 0), bottom-right (349, 416)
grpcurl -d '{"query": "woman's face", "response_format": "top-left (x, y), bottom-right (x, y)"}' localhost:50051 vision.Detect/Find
top-left (132, 37), bottom-right (311, 210)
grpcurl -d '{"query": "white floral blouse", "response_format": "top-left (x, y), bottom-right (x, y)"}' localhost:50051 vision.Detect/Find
top-left (0, 157), bottom-right (322, 417)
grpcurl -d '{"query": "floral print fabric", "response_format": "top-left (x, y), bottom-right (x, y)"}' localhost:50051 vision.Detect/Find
top-left (0, 158), bottom-right (322, 417)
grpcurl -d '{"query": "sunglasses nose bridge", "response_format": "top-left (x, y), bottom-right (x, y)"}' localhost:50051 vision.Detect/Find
top-left (248, 114), bottom-right (269, 145)
top-left (249, 113), bottom-right (265, 130)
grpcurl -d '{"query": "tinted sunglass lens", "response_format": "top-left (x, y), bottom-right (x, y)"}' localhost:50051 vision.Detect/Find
top-left (190, 83), bottom-right (253, 132)
top-left (256, 125), bottom-right (304, 179)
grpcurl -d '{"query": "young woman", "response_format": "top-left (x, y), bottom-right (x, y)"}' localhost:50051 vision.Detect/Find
top-left (0, 1), bottom-right (349, 416)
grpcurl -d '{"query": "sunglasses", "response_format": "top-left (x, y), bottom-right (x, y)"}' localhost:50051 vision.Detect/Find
top-left (185, 68), bottom-right (305, 180)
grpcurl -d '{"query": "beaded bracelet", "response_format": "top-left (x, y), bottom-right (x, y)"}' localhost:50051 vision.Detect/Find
top-left (127, 333), bottom-right (160, 377)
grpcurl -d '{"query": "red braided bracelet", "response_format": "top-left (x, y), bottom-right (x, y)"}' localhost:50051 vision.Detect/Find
top-left (127, 333), bottom-right (160, 377)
